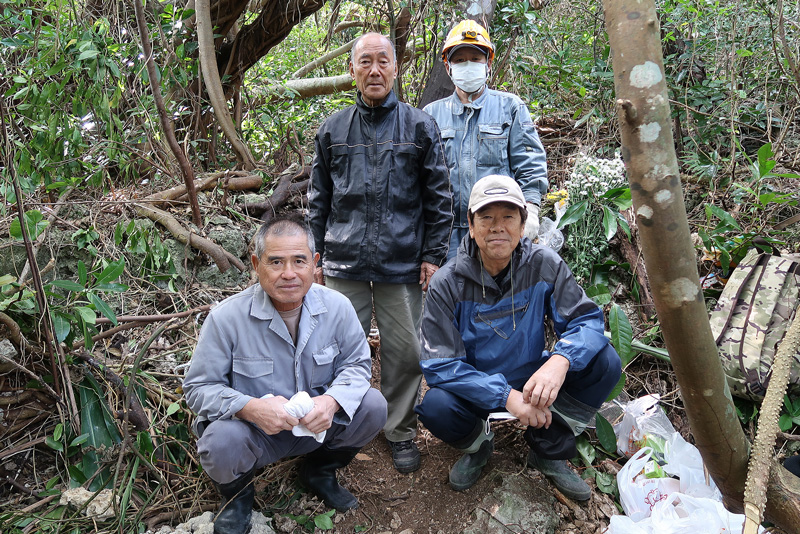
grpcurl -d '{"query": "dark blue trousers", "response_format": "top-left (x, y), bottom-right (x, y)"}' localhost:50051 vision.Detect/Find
top-left (416, 344), bottom-right (621, 457)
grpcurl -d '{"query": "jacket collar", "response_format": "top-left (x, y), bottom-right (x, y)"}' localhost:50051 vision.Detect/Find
top-left (249, 284), bottom-right (328, 321)
top-left (447, 87), bottom-right (490, 115)
top-left (356, 89), bottom-right (398, 119)
top-left (454, 234), bottom-right (531, 289)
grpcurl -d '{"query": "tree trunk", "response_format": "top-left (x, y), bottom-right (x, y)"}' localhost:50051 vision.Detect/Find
top-left (417, 0), bottom-right (498, 109)
top-left (196, 0), bottom-right (257, 170)
top-left (216, 0), bottom-right (327, 97)
top-left (602, 0), bottom-right (800, 530)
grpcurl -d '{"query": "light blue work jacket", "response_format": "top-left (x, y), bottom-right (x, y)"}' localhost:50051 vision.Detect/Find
top-left (424, 88), bottom-right (548, 229)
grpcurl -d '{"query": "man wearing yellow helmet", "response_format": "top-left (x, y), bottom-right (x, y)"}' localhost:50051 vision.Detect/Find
top-left (424, 20), bottom-right (548, 261)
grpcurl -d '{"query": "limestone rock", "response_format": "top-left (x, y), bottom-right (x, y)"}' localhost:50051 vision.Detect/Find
top-left (463, 473), bottom-right (559, 534)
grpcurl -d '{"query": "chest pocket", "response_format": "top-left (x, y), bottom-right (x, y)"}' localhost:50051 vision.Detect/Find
top-left (472, 302), bottom-right (530, 340)
top-left (311, 342), bottom-right (340, 389)
top-left (232, 358), bottom-right (274, 397)
top-left (477, 124), bottom-right (510, 169)
top-left (439, 128), bottom-right (457, 170)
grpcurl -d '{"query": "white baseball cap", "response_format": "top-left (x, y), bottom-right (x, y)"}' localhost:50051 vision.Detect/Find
top-left (468, 175), bottom-right (525, 213)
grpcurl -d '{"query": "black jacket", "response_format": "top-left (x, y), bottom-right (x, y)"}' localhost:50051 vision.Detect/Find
top-left (308, 91), bottom-right (453, 284)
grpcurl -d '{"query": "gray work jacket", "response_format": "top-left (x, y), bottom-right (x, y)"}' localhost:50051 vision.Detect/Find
top-left (183, 284), bottom-right (372, 434)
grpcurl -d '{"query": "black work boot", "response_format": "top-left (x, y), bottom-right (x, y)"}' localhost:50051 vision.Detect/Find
top-left (299, 445), bottom-right (360, 511)
top-left (212, 469), bottom-right (255, 534)
top-left (449, 432), bottom-right (494, 491)
top-left (448, 420), bottom-right (494, 491)
top-left (527, 450), bottom-right (591, 501)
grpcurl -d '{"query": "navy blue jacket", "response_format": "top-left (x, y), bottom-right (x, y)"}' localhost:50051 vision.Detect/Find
top-left (419, 235), bottom-right (609, 410)
top-left (308, 91), bottom-right (453, 283)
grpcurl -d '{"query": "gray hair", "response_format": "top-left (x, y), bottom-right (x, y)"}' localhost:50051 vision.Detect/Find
top-left (253, 215), bottom-right (315, 259)
top-left (349, 32), bottom-right (397, 64)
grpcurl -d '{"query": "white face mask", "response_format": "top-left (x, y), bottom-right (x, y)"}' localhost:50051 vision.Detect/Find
top-left (449, 61), bottom-right (488, 94)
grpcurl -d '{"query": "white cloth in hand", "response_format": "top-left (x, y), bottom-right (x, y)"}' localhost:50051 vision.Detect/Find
top-left (524, 203), bottom-right (540, 242)
top-left (261, 391), bottom-right (326, 443)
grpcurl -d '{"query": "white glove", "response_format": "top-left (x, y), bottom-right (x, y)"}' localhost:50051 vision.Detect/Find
top-left (262, 391), bottom-right (327, 442)
top-left (524, 203), bottom-right (540, 242)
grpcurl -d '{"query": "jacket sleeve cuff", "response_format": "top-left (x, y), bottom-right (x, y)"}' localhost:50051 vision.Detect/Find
top-left (500, 384), bottom-right (513, 409)
top-left (422, 252), bottom-right (446, 267)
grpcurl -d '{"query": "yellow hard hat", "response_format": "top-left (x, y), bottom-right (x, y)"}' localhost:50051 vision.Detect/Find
top-left (441, 20), bottom-right (495, 65)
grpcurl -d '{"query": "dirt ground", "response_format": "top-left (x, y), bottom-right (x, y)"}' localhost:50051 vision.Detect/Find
top-left (249, 340), bottom-right (620, 534)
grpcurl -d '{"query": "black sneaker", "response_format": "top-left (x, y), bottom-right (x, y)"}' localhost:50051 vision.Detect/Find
top-left (389, 439), bottom-right (420, 473)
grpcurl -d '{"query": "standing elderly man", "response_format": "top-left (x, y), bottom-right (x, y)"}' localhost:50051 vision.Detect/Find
top-left (183, 215), bottom-right (387, 534)
top-left (416, 175), bottom-right (621, 501)
top-left (308, 32), bottom-right (453, 474)
top-left (424, 20), bottom-right (548, 260)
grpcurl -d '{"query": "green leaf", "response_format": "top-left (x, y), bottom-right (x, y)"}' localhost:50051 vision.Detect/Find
top-left (595, 413), bottom-right (617, 453)
top-left (88, 293), bottom-right (118, 326)
top-left (77, 49), bottom-right (99, 61)
top-left (95, 258), bottom-right (125, 285)
top-left (93, 282), bottom-right (128, 293)
top-left (9, 210), bottom-right (49, 241)
top-left (45, 436), bottom-right (63, 451)
top-left (557, 200), bottom-right (588, 228)
top-left (53, 423), bottom-right (64, 441)
top-left (779, 413), bottom-right (793, 432)
top-left (605, 372), bottom-right (626, 402)
top-left (51, 312), bottom-right (72, 343)
top-left (166, 402), bottom-right (180, 416)
top-left (595, 470), bottom-right (617, 494)
top-left (0, 274), bottom-right (15, 286)
top-left (314, 510), bottom-right (335, 530)
top-left (602, 206), bottom-right (618, 241)
top-left (575, 435), bottom-right (595, 466)
top-left (585, 283), bottom-right (612, 306)
top-left (708, 205), bottom-right (740, 232)
top-left (77, 261), bottom-right (87, 286)
top-left (757, 143), bottom-right (775, 178)
top-left (78, 375), bottom-right (121, 490)
top-left (70, 433), bottom-right (90, 447)
top-left (75, 306), bottom-right (97, 325)
top-left (609, 304), bottom-right (634, 366)
top-left (49, 280), bottom-right (85, 292)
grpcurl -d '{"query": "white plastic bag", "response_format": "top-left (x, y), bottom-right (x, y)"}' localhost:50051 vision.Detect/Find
top-left (614, 394), bottom-right (676, 458)
top-left (649, 493), bottom-right (764, 534)
top-left (662, 432), bottom-right (720, 500)
top-left (538, 199), bottom-right (567, 251)
top-left (607, 492), bottom-right (765, 534)
top-left (617, 447), bottom-right (681, 522)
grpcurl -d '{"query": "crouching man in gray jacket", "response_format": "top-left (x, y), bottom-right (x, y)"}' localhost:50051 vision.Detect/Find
top-left (183, 214), bottom-right (387, 534)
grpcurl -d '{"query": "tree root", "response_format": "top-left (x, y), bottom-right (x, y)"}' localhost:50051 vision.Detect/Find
top-left (133, 202), bottom-right (245, 273)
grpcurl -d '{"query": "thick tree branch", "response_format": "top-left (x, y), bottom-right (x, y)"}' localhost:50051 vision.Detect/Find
top-left (602, 0), bottom-right (800, 529)
top-left (133, 0), bottom-right (203, 226)
top-left (292, 37), bottom-right (357, 79)
top-left (196, 0), bottom-right (257, 170)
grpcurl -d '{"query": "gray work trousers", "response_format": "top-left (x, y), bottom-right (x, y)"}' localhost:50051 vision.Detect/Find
top-left (197, 388), bottom-right (386, 484)
top-left (325, 278), bottom-right (422, 443)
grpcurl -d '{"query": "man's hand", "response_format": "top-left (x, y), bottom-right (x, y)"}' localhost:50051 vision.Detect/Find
top-left (300, 394), bottom-right (340, 434)
top-left (314, 266), bottom-right (324, 285)
top-left (506, 389), bottom-right (552, 429)
top-left (419, 261), bottom-right (439, 291)
top-left (522, 354), bottom-right (570, 409)
top-left (524, 203), bottom-right (540, 242)
top-left (236, 396), bottom-right (299, 435)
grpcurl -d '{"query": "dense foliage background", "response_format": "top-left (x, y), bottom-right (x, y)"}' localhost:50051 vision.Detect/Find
top-left (1, 0), bottom-right (799, 532)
